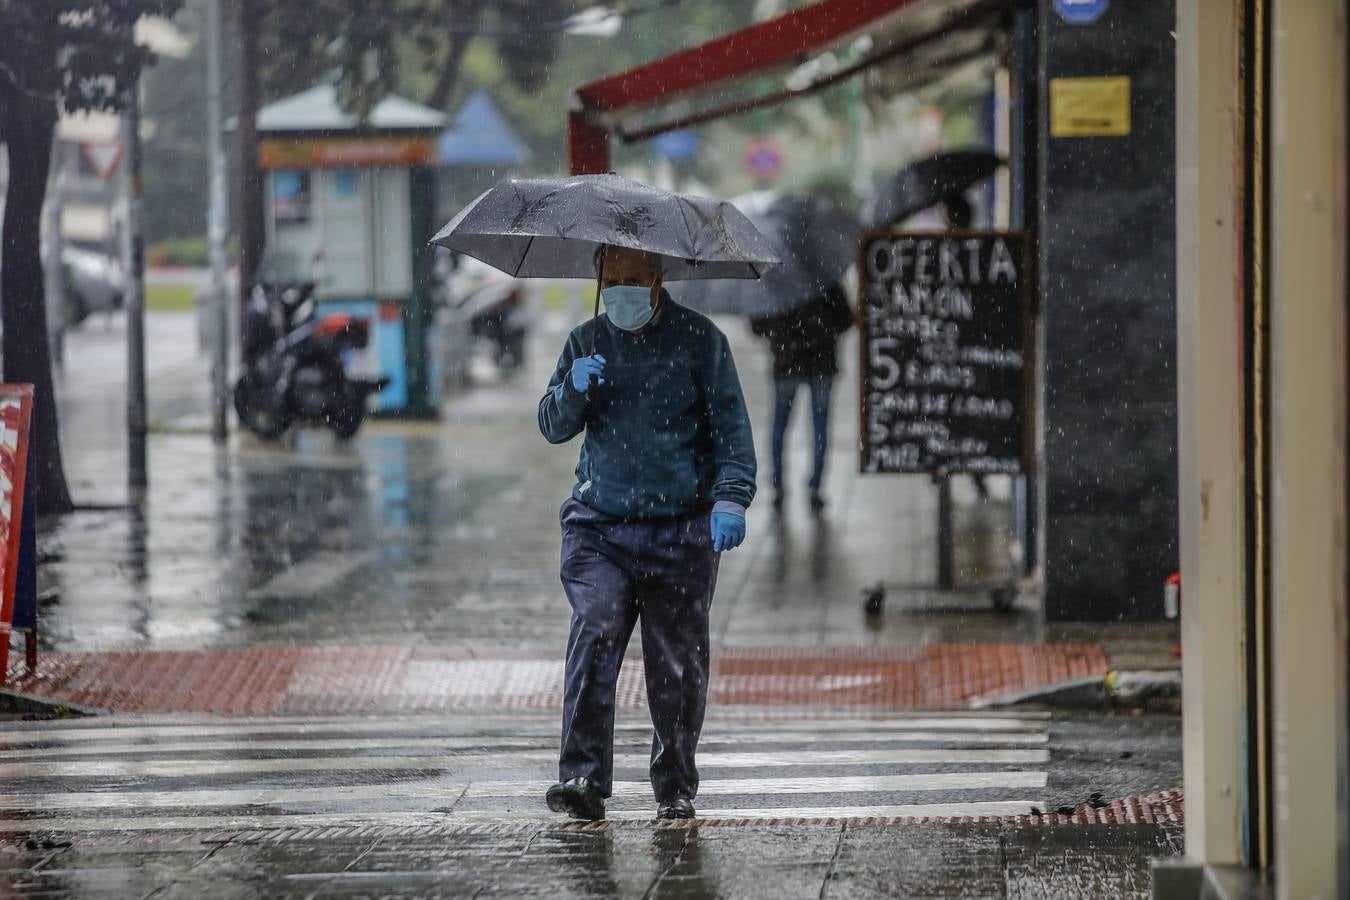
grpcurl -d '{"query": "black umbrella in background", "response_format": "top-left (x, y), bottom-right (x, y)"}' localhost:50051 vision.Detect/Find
top-left (678, 192), bottom-right (860, 318)
top-left (863, 149), bottom-right (1005, 228)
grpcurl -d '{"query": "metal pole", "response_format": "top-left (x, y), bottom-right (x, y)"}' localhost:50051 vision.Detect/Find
top-left (121, 84), bottom-right (148, 489)
top-left (43, 149), bottom-right (66, 369)
top-left (206, 0), bottom-right (229, 443)
top-left (937, 475), bottom-right (954, 591)
top-left (1012, 6), bottom-right (1040, 577)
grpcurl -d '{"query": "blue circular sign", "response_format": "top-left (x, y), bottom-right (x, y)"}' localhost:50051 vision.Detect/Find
top-left (1054, 0), bottom-right (1108, 24)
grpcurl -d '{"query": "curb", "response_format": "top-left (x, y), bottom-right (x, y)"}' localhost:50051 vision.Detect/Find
top-left (970, 670), bottom-right (1181, 714)
top-left (0, 688), bottom-right (100, 719)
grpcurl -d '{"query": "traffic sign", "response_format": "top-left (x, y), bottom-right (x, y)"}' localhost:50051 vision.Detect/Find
top-left (1054, 0), bottom-right (1109, 24)
top-left (743, 138), bottom-right (783, 181)
top-left (80, 140), bottom-right (124, 181)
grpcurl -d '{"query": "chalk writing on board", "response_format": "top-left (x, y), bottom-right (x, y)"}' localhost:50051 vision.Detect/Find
top-left (859, 232), bottom-right (1029, 475)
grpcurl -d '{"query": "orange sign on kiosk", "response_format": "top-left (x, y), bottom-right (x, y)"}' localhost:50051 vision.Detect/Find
top-left (0, 385), bottom-right (36, 684)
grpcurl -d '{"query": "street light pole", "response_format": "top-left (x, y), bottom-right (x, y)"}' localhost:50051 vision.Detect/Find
top-left (206, 0), bottom-right (229, 443)
top-left (121, 81), bottom-right (148, 490)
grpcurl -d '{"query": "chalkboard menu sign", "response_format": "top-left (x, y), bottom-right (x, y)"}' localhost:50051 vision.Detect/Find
top-left (858, 231), bottom-right (1030, 475)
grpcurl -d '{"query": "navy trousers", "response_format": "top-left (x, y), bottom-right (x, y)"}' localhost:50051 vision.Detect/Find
top-left (558, 498), bottom-right (719, 802)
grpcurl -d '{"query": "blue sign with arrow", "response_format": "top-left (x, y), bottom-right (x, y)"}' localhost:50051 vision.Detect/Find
top-left (1054, 0), bottom-right (1109, 24)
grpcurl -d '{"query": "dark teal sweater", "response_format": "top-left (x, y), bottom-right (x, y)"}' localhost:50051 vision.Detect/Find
top-left (538, 294), bottom-right (757, 519)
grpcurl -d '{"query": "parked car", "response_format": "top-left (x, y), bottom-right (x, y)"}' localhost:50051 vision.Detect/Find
top-left (61, 245), bottom-right (126, 327)
top-left (0, 243), bottom-right (125, 329)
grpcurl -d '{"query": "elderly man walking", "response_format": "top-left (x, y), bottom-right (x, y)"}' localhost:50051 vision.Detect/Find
top-left (538, 245), bottom-right (757, 822)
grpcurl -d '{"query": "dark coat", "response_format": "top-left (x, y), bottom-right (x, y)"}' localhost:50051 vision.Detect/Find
top-left (539, 293), bottom-right (758, 518)
top-left (749, 285), bottom-right (855, 378)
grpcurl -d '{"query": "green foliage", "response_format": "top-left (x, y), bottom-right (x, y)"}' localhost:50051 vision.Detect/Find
top-left (0, 0), bottom-right (183, 115)
top-left (145, 282), bottom-right (197, 311)
top-left (147, 235), bottom-right (238, 267)
top-left (442, 2), bottom-right (756, 173)
top-left (257, 0), bottom-right (583, 121)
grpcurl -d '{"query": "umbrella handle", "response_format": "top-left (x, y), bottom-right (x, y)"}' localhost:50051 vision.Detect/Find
top-left (588, 246), bottom-right (606, 391)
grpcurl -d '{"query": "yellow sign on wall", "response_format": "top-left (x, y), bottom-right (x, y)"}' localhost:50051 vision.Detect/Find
top-left (1049, 76), bottom-right (1131, 137)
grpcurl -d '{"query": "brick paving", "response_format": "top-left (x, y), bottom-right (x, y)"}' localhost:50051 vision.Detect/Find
top-left (5, 642), bottom-right (1107, 715)
top-left (538, 789), bottom-right (1184, 829)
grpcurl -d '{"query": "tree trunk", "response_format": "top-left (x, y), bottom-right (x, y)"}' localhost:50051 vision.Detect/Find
top-left (427, 30), bottom-right (474, 111)
top-left (0, 89), bottom-right (74, 515)
top-left (235, 0), bottom-right (265, 310)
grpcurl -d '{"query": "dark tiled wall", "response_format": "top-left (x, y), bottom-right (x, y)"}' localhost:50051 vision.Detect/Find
top-left (1040, 0), bottom-right (1179, 619)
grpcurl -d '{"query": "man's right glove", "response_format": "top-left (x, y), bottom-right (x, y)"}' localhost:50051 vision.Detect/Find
top-left (570, 354), bottom-right (606, 392)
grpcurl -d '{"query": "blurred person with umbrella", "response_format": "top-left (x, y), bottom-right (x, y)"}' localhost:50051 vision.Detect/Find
top-left (432, 174), bottom-right (777, 823)
top-left (751, 282), bottom-right (855, 513)
top-left (863, 149), bottom-right (1003, 229)
top-left (681, 193), bottom-right (859, 513)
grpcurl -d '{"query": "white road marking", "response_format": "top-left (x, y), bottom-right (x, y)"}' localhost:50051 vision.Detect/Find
top-left (0, 744), bottom-right (1047, 768)
top-left (0, 713), bottom-right (1054, 830)
top-left (0, 730), bottom-right (1048, 760)
top-left (0, 716), bottom-right (1047, 745)
top-left (0, 750), bottom-right (1052, 780)
top-left (465, 772), bottom-right (1048, 798)
top-left (0, 775), bottom-right (1043, 811)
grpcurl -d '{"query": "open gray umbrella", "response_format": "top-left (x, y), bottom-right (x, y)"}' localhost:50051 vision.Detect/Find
top-left (863, 149), bottom-right (1004, 228)
top-left (431, 174), bottom-right (780, 355)
top-left (429, 174), bottom-right (780, 281)
top-left (679, 192), bottom-right (859, 318)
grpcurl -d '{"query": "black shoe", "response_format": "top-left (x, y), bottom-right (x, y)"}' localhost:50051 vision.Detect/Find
top-left (809, 490), bottom-right (826, 512)
top-left (546, 777), bottom-right (606, 821)
top-left (656, 798), bottom-right (695, 820)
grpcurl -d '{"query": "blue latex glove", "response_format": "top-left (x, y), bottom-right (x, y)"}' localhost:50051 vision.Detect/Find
top-left (711, 511), bottom-right (746, 552)
top-left (570, 354), bottom-right (606, 392)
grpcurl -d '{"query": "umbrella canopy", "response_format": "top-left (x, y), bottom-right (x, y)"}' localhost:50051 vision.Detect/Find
top-left (863, 149), bottom-right (1004, 228)
top-left (429, 174), bottom-right (780, 280)
top-left (679, 192), bottom-right (859, 318)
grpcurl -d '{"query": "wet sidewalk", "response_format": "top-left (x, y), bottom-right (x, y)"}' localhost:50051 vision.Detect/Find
top-left (31, 311), bottom-right (1171, 655)
top-left (0, 818), bottom-right (1179, 899)
top-left (5, 310), bottom-right (1182, 712)
top-left (13, 307), bottom-right (1178, 707)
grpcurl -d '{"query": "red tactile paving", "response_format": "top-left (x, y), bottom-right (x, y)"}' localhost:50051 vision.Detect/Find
top-left (5, 642), bottom-right (1109, 715)
top-left (558, 793), bottom-right (1182, 836)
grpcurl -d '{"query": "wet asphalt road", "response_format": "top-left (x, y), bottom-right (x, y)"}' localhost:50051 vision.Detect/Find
top-left (0, 709), bottom-right (1179, 897)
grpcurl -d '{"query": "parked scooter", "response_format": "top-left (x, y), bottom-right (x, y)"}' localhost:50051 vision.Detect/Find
top-left (234, 279), bottom-right (388, 440)
top-left (466, 281), bottom-right (527, 372)
top-left (435, 250), bottom-right (528, 377)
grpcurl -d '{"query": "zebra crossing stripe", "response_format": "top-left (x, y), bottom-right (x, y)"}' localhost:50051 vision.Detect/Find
top-left (0, 716), bottom-right (1047, 745)
top-left (0, 715), bottom-right (1052, 832)
top-left (0, 769), bottom-right (1046, 812)
top-left (0, 750), bottom-right (1051, 780)
top-left (0, 747), bottom-right (1048, 771)
top-left (0, 730), bottom-right (1048, 760)
top-left (460, 772), bottom-right (1048, 798)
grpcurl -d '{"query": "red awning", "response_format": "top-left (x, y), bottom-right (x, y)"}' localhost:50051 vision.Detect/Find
top-left (568, 0), bottom-right (1013, 174)
top-left (575, 0), bottom-right (922, 114)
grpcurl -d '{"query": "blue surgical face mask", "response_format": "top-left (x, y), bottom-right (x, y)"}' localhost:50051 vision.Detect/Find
top-left (602, 284), bottom-right (656, 331)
